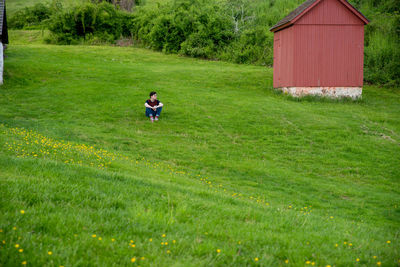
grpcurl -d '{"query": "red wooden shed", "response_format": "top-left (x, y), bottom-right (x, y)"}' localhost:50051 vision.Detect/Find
top-left (270, 0), bottom-right (369, 98)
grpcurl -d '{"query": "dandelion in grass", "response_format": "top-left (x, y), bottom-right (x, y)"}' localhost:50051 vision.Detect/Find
top-left (92, 234), bottom-right (96, 238)
top-left (15, 244), bottom-right (20, 248)
top-left (285, 259), bottom-right (289, 264)
top-left (377, 262), bottom-right (381, 266)
top-left (131, 257), bottom-right (136, 263)
top-left (326, 265), bottom-right (331, 267)
top-left (20, 210), bottom-right (25, 214)
top-left (19, 249), bottom-right (23, 252)
top-left (306, 260), bottom-right (311, 264)
top-left (356, 258), bottom-right (360, 262)
top-left (22, 261), bottom-right (27, 265)
top-left (112, 238), bottom-right (115, 242)
top-left (343, 241), bottom-right (347, 245)
top-left (141, 257), bottom-right (145, 260)
top-left (373, 256), bottom-right (377, 259)
top-left (386, 240), bottom-right (391, 244)
top-left (167, 250), bottom-right (171, 254)
top-left (131, 244), bottom-right (136, 248)
top-left (165, 242), bottom-right (168, 245)
top-left (48, 251), bottom-right (52, 255)
top-left (98, 237), bottom-right (102, 241)
top-left (311, 262), bottom-right (315, 266)
top-left (172, 240), bottom-right (176, 244)
top-left (162, 234), bottom-right (166, 238)
top-left (254, 257), bottom-right (259, 262)
top-left (335, 243), bottom-right (338, 247)
top-left (216, 249), bottom-right (221, 253)
top-left (13, 227), bottom-right (17, 230)
top-left (149, 238), bottom-right (152, 242)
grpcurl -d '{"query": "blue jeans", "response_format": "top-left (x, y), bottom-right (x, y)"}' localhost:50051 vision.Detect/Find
top-left (146, 107), bottom-right (162, 117)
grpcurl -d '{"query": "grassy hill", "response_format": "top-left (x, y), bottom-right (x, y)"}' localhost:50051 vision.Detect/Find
top-left (0, 34), bottom-right (399, 266)
top-left (6, 0), bottom-right (85, 16)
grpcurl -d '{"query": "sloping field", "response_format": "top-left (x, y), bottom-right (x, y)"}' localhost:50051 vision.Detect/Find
top-left (0, 41), bottom-right (399, 266)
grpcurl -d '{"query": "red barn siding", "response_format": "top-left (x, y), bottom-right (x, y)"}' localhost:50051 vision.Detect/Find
top-left (273, 27), bottom-right (295, 87)
top-left (293, 24), bottom-right (364, 86)
top-left (272, 0), bottom-right (367, 89)
top-left (296, 0), bottom-right (364, 25)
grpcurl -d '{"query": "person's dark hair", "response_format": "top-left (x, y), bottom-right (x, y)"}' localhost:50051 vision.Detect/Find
top-left (150, 91), bottom-right (157, 97)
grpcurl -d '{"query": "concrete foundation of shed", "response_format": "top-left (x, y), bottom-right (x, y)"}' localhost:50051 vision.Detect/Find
top-left (279, 87), bottom-right (362, 99)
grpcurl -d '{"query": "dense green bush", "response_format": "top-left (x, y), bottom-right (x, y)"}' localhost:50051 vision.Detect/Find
top-left (353, 0), bottom-right (400, 87)
top-left (8, 3), bottom-right (51, 29)
top-left (46, 2), bottom-right (134, 44)
top-left (131, 0), bottom-right (234, 58)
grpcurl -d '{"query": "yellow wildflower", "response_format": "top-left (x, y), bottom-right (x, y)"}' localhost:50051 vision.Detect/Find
top-left (377, 262), bottom-right (381, 266)
top-left (92, 234), bottom-right (96, 238)
top-left (48, 251), bottom-right (52, 255)
top-left (254, 257), bottom-right (259, 262)
top-left (356, 258), bottom-right (360, 262)
top-left (19, 249), bottom-right (23, 253)
top-left (285, 259), bottom-right (289, 264)
top-left (22, 261), bottom-right (27, 265)
top-left (20, 210), bottom-right (25, 214)
top-left (131, 257), bottom-right (136, 263)
top-left (15, 244), bottom-right (20, 248)
top-left (387, 240), bottom-right (391, 244)
top-left (216, 249), bottom-right (221, 253)
top-left (162, 234), bottom-right (166, 238)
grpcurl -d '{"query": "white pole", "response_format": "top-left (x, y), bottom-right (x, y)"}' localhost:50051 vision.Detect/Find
top-left (0, 42), bottom-right (3, 85)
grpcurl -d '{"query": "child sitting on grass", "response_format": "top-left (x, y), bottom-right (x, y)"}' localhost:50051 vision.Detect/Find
top-left (144, 91), bottom-right (163, 122)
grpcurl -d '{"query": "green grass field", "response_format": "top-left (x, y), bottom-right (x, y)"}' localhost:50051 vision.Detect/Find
top-left (0, 31), bottom-right (399, 266)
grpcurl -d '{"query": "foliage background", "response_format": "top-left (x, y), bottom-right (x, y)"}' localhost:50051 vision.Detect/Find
top-left (7, 0), bottom-right (400, 86)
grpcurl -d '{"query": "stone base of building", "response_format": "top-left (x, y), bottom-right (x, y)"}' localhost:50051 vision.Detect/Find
top-left (279, 87), bottom-right (362, 99)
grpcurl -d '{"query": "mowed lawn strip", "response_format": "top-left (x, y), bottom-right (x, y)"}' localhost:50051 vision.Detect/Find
top-left (0, 42), bottom-right (399, 266)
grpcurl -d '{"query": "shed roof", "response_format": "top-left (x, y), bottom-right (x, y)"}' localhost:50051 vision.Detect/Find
top-left (0, 0), bottom-right (4, 35)
top-left (270, 0), bottom-right (369, 32)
